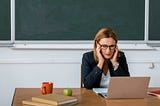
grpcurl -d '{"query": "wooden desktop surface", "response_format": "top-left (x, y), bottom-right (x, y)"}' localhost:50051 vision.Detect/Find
top-left (12, 88), bottom-right (160, 106)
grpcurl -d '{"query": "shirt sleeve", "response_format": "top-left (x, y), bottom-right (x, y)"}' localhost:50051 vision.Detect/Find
top-left (110, 53), bottom-right (130, 76)
top-left (81, 52), bottom-right (102, 89)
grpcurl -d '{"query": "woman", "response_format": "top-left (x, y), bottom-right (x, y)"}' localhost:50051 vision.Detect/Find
top-left (81, 27), bottom-right (130, 89)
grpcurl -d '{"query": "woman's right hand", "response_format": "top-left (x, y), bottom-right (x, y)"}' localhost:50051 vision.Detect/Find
top-left (96, 43), bottom-right (105, 69)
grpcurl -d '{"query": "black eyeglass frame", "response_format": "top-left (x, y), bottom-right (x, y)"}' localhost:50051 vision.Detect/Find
top-left (97, 42), bottom-right (116, 50)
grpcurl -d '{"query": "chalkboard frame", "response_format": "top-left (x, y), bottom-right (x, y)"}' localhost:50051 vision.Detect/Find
top-left (15, 0), bottom-right (145, 41)
top-left (149, 0), bottom-right (160, 41)
top-left (0, 0), bottom-right (11, 41)
top-left (1, 0), bottom-right (160, 46)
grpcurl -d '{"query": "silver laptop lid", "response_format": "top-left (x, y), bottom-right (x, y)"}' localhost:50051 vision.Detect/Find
top-left (107, 77), bottom-right (150, 99)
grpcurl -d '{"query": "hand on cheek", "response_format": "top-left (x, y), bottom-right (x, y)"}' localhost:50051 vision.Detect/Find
top-left (110, 45), bottom-right (119, 64)
top-left (96, 45), bottom-right (105, 69)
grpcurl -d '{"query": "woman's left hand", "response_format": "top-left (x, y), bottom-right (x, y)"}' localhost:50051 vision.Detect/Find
top-left (110, 45), bottom-right (119, 64)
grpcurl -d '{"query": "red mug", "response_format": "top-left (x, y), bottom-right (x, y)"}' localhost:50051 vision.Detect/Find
top-left (41, 82), bottom-right (53, 95)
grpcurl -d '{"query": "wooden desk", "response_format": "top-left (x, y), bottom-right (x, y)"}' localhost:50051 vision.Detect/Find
top-left (12, 88), bottom-right (160, 106)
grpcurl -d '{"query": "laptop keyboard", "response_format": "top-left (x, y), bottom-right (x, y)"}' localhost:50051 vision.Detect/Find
top-left (93, 88), bottom-right (108, 94)
top-left (93, 88), bottom-right (108, 98)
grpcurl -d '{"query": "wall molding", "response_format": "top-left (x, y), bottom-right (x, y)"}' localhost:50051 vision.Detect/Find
top-left (0, 58), bottom-right (160, 64)
top-left (12, 43), bottom-right (154, 50)
top-left (0, 58), bottom-right (81, 64)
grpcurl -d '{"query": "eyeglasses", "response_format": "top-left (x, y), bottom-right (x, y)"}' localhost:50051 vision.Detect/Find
top-left (98, 43), bottom-right (116, 50)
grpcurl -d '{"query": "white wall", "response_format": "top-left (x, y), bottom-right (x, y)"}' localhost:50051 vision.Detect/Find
top-left (0, 44), bottom-right (160, 106)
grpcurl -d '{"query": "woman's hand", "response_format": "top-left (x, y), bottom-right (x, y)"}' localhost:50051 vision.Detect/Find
top-left (110, 45), bottom-right (119, 64)
top-left (96, 43), bottom-right (105, 69)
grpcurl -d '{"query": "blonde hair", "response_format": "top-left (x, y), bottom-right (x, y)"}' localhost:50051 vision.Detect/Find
top-left (93, 27), bottom-right (118, 62)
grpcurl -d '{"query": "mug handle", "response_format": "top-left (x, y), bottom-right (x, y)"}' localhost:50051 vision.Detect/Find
top-left (41, 86), bottom-right (46, 95)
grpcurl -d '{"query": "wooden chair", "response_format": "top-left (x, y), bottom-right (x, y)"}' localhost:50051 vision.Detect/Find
top-left (81, 65), bottom-right (84, 88)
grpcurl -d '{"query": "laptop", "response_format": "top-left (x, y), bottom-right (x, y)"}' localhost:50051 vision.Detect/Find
top-left (93, 77), bottom-right (150, 99)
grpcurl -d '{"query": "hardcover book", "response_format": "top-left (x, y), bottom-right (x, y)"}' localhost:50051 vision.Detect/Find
top-left (31, 93), bottom-right (78, 106)
top-left (22, 99), bottom-right (78, 106)
top-left (22, 99), bottom-right (53, 106)
top-left (148, 90), bottom-right (160, 97)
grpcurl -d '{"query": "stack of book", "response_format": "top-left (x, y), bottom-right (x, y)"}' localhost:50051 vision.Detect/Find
top-left (148, 90), bottom-right (160, 98)
top-left (22, 93), bottom-right (78, 106)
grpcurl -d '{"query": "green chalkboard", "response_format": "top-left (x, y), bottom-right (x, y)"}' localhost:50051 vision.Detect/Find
top-left (15, 0), bottom-right (145, 40)
top-left (149, 0), bottom-right (160, 40)
top-left (0, 0), bottom-right (10, 40)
